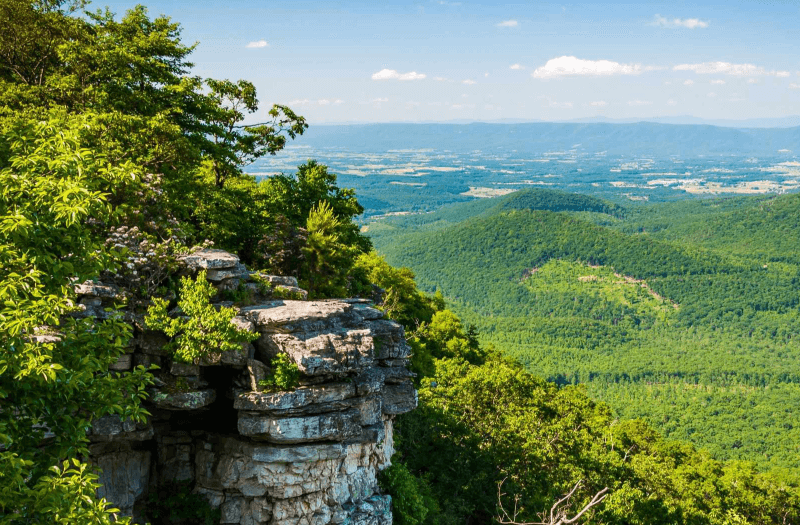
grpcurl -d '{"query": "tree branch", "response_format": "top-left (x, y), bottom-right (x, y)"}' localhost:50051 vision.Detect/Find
top-left (496, 478), bottom-right (609, 525)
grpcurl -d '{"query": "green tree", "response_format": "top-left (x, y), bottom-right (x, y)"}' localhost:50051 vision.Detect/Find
top-left (205, 78), bottom-right (307, 187)
top-left (301, 201), bottom-right (360, 298)
top-left (0, 113), bottom-right (152, 522)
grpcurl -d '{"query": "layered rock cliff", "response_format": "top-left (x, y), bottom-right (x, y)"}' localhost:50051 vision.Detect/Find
top-left (82, 249), bottom-right (417, 524)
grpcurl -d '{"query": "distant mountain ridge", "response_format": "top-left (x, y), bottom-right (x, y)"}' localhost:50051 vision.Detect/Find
top-left (300, 122), bottom-right (800, 157)
top-left (315, 116), bottom-right (800, 128)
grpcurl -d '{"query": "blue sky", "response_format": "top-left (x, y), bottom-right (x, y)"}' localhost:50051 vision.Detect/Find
top-left (98, 0), bottom-right (800, 124)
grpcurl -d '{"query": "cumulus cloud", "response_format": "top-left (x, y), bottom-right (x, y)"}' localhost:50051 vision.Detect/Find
top-left (628, 100), bottom-right (653, 106)
top-left (790, 83), bottom-right (800, 89)
top-left (590, 101), bottom-right (608, 107)
top-left (510, 64), bottom-right (524, 70)
top-left (667, 99), bottom-right (678, 106)
top-left (711, 79), bottom-right (726, 85)
top-left (462, 79), bottom-right (476, 85)
top-left (371, 69), bottom-right (426, 81)
top-left (707, 92), bottom-right (717, 97)
top-left (246, 40), bottom-right (269, 48)
top-left (434, 76), bottom-right (448, 81)
top-left (747, 78), bottom-right (759, 84)
top-left (532, 56), bottom-right (643, 78)
top-left (673, 61), bottom-right (789, 77)
top-left (683, 79), bottom-right (694, 85)
top-left (496, 20), bottom-right (518, 27)
top-left (652, 15), bottom-right (709, 29)
top-left (549, 101), bottom-right (573, 109)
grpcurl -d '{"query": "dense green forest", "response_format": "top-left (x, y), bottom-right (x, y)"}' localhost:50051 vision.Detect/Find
top-left (370, 189), bottom-right (800, 472)
top-left (1, 1), bottom-right (800, 524)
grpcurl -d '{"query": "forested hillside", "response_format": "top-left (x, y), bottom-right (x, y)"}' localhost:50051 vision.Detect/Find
top-left (371, 189), bottom-right (800, 471)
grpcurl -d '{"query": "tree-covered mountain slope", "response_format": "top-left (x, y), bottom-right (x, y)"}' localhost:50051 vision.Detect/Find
top-left (371, 190), bottom-right (800, 471)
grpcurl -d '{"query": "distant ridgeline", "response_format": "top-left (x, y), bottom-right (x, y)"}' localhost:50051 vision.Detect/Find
top-left (300, 122), bottom-right (800, 157)
top-left (370, 188), bottom-right (800, 471)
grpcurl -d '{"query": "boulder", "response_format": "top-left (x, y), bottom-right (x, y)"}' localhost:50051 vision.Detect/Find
top-left (181, 249), bottom-right (240, 271)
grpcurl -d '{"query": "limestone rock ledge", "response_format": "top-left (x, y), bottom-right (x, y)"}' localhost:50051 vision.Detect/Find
top-left (84, 248), bottom-right (415, 524)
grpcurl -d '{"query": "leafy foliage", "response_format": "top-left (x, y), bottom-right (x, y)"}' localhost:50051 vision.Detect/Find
top-left (0, 110), bottom-right (151, 523)
top-left (258, 354), bottom-right (301, 392)
top-left (145, 270), bottom-right (257, 363)
top-left (379, 462), bottom-right (440, 525)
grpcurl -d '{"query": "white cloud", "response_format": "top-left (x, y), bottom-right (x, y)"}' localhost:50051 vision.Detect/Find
top-left (496, 20), bottom-right (518, 27)
top-left (667, 99), bottom-right (678, 106)
top-left (510, 64), bottom-right (524, 70)
top-left (628, 100), bottom-right (653, 106)
top-left (707, 92), bottom-right (717, 97)
top-left (790, 83), bottom-right (800, 89)
top-left (674, 62), bottom-right (762, 76)
top-left (484, 72), bottom-right (489, 77)
top-left (246, 40), bottom-right (269, 48)
top-left (371, 69), bottom-right (426, 81)
top-left (710, 79), bottom-right (726, 85)
top-left (289, 99), bottom-right (341, 107)
top-left (683, 79), bottom-right (694, 85)
top-left (532, 56), bottom-right (643, 78)
top-left (747, 78), bottom-right (759, 84)
top-left (653, 15), bottom-right (709, 29)
top-left (590, 101), bottom-right (608, 107)
top-left (549, 101), bottom-right (573, 109)
top-left (434, 76), bottom-right (448, 82)
top-left (462, 79), bottom-right (476, 85)
top-left (370, 97), bottom-right (389, 103)
top-left (673, 61), bottom-right (789, 77)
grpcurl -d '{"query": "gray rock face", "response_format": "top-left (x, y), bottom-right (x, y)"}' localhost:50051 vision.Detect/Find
top-left (92, 444), bottom-right (151, 517)
top-left (237, 409), bottom-right (363, 443)
top-left (151, 388), bottom-right (216, 410)
top-left (181, 248), bottom-right (241, 271)
top-left (85, 249), bottom-right (414, 524)
top-left (241, 300), bottom-right (411, 377)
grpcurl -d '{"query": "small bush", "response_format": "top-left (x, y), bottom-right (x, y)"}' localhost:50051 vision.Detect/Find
top-left (379, 461), bottom-right (440, 525)
top-left (258, 354), bottom-right (300, 391)
top-left (145, 270), bottom-right (258, 363)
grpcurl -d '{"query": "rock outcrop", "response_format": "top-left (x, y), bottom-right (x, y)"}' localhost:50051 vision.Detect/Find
top-left (83, 249), bottom-right (416, 524)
